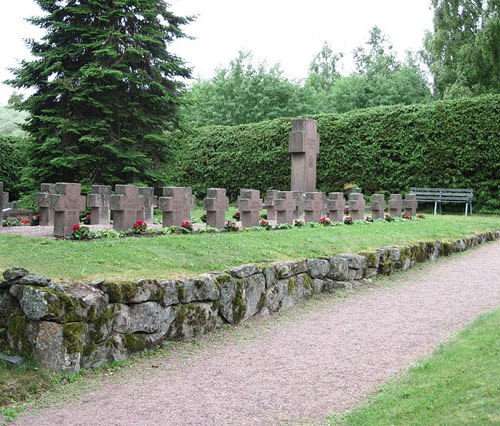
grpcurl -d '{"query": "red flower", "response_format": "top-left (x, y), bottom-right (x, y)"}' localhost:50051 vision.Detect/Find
top-left (181, 221), bottom-right (191, 228)
top-left (86, 214), bottom-right (91, 219)
top-left (72, 224), bottom-right (80, 230)
top-left (344, 208), bottom-right (350, 214)
top-left (136, 220), bottom-right (144, 225)
top-left (260, 220), bottom-right (268, 225)
top-left (35, 214), bottom-right (40, 217)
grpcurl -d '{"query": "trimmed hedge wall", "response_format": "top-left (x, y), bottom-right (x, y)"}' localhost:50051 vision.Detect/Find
top-left (175, 95), bottom-right (500, 212)
top-left (0, 136), bottom-right (30, 200)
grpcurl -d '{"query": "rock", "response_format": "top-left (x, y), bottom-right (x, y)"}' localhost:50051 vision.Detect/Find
top-left (261, 266), bottom-right (278, 289)
top-left (18, 275), bottom-right (51, 287)
top-left (100, 280), bottom-right (166, 304)
top-left (336, 254), bottom-right (367, 270)
top-left (274, 260), bottom-right (308, 279)
top-left (358, 250), bottom-right (380, 269)
top-left (265, 279), bottom-right (295, 313)
top-left (228, 264), bottom-right (259, 278)
top-left (108, 331), bottom-right (167, 360)
top-left (19, 286), bottom-right (49, 320)
top-left (289, 274), bottom-right (315, 301)
top-left (312, 278), bottom-right (325, 293)
top-left (3, 267), bottom-right (30, 282)
top-left (81, 341), bottom-right (112, 369)
top-left (112, 302), bottom-right (177, 334)
top-left (177, 275), bottom-right (220, 303)
top-left (306, 259), bottom-right (330, 278)
top-left (159, 280), bottom-right (179, 306)
top-left (168, 302), bottom-right (218, 340)
top-left (88, 279), bottom-right (105, 287)
top-left (0, 353), bottom-right (24, 367)
top-left (322, 280), bottom-right (353, 291)
top-left (47, 282), bottom-right (65, 292)
top-left (327, 256), bottom-right (349, 281)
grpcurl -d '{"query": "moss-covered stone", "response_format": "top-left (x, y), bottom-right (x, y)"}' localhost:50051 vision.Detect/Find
top-left (232, 280), bottom-right (247, 324)
top-left (7, 312), bottom-right (31, 355)
top-left (303, 275), bottom-right (314, 292)
top-left (257, 292), bottom-right (266, 312)
top-left (358, 250), bottom-right (378, 268)
top-left (288, 278), bottom-right (296, 296)
top-left (379, 260), bottom-right (394, 275)
top-left (88, 309), bottom-right (115, 343)
top-left (100, 281), bottom-right (139, 303)
top-left (62, 322), bottom-right (86, 354)
top-left (170, 302), bottom-right (216, 339)
top-left (214, 274), bottom-right (232, 287)
top-left (82, 343), bottom-right (98, 358)
top-left (176, 282), bottom-right (186, 302)
top-left (122, 333), bottom-right (148, 352)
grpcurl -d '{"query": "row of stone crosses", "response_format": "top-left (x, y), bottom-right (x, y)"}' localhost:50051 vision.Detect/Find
top-left (27, 182), bottom-right (418, 238)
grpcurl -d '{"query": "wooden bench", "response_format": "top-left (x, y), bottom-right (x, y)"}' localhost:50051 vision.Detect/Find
top-left (409, 188), bottom-right (474, 216)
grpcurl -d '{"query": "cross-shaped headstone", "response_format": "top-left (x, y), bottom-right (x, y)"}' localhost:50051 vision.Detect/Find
top-left (370, 194), bottom-right (386, 220)
top-left (184, 187), bottom-right (195, 222)
top-left (263, 190), bottom-right (278, 221)
top-left (50, 183), bottom-right (87, 237)
top-left (237, 189), bottom-right (263, 228)
top-left (137, 187), bottom-right (158, 225)
top-left (293, 191), bottom-right (305, 220)
top-left (111, 185), bottom-right (145, 231)
top-left (326, 192), bottom-right (345, 222)
top-left (36, 183), bottom-right (56, 226)
top-left (348, 192), bottom-right (366, 221)
top-left (304, 192), bottom-right (323, 223)
top-left (203, 188), bottom-right (229, 229)
top-left (87, 185), bottom-right (111, 225)
top-left (403, 194), bottom-right (418, 216)
top-left (158, 187), bottom-right (189, 227)
top-left (289, 119), bottom-right (320, 193)
top-left (275, 191), bottom-right (297, 224)
top-left (389, 194), bottom-right (403, 217)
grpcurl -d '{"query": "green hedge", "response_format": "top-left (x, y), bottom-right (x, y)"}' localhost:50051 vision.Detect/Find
top-left (175, 95), bottom-right (500, 213)
top-left (0, 136), bottom-right (31, 200)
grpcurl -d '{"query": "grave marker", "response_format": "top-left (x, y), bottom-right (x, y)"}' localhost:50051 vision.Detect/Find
top-left (304, 192), bottom-right (323, 222)
top-left (50, 183), bottom-right (87, 237)
top-left (289, 119), bottom-right (319, 193)
top-left (263, 190), bottom-right (278, 221)
top-left (36, 183), bottom-right (56, 226)
top-left (138, 187), bottom-right (157, 225)
top-left (275, 191), bottom-right (297, 224)
top-left (404, 194), bottom-right (418, 216)
top-left (370, 194), bottom-right (386, 220)
top-left (389, 194), bottom-right (403, 217)
top-left (348, 192), bottom-right (366, 221)
top-left (237, 189), bottom-right (263, 228)
top-left (203, 188), bottom-right (229, 229)
top-left (87, 185), bottom-right (111, 225)
top-left (326, 192), bottom-right (345, 222)
top-left (110, 185), bottom-right (144, 231)
top-left (184, 187), bottom-right (195, 222)
top-left (293, 191), bottom-right (305, 220)
top-left (158, 187), bottom-right (189, 227)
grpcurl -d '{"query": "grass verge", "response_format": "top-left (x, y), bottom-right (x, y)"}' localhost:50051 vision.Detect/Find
top-left (1, 215), bottom-right (499, 281)
top-left (325, 307), bottom-right (500, 425)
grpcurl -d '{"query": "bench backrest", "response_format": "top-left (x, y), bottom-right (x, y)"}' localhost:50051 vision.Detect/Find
top-left (409, 187), bottom-right (474, 203)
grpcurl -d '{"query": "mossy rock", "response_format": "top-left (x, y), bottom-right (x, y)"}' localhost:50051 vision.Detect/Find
top-left (169, 302), bottom-right (218, 340)
top-left (101, 281), bottom-right (165, 304)
top-left (7, 312), bottom-right (32, 356)
top-left (62, 322), bottom-right (87, 354)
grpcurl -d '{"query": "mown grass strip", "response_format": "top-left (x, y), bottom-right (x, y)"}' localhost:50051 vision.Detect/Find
top-left (325, 307), bottom-right (500, 425)
top-left (1, 215), bottom-right (499, 281)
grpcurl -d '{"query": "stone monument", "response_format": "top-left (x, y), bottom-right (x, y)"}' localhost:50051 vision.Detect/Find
top-left (326, 192), bottom-right (345, 222)
top-left (275, 191), bottom-right (297, 224)
top-left (370, 194), bottom-right (386, 220)
top-left (289, 119), bottom-right (319, 192)
top-left (110, 185), bottom-right (145, 231)
top-left (404, 194), bottom-right (418, 216)
top-left (389, 194), bottom-right (403, 217)
top-left (36, 183), bottom-right (56, 226)
top-left (158, 187), bottom-right (190, 227)
top-left (87, 185), bottom-right (111, 225)
top-left (50, 183), bottom-right (87, 238)
top-left (138, 187), bottom-right (157, 225)
top-left (304, 192), bottom-right (323, 223)
top-left (203, 188), bottom-right (229, 229)
top-left (263, 190), bottom-right (278, 221)
top-left (237, 189), bottom-right (263, 228)
top-left (348, 192), bottom-right (366, 221)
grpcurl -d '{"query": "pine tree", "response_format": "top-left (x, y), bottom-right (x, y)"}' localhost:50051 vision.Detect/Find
top-left (9, 0), bottom-right (192, 186)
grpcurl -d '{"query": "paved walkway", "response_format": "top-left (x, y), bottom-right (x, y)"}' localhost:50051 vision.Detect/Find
top-left (13, 241), bottom-right (500, 426)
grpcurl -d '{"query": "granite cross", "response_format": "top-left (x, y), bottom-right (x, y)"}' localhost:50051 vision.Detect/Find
top-left (326, 192), bottom-right (345, 222)
top-left (275, 191), bottom-right (297, 224)
top-left (87, 185), bottom-right (111, 225)
top-left (138, 187), bottom-right (158, 225)
top-left (263, 190), bottom-right (278, 221)
top-left (110, 185), bottom-right (145, 231)
top-left (158, 187), bottom-right (189, 227)
top-left (289, 119), bottom-right (320, 193)
top-left (403, 194), bottom-right (418, 216)
top-left (50, 183), bottom-right (87, 238)
top-left (237, 189), bottom-right (263, 228)
top-left (36, 183), bottom-right (56, 226)
top-left (389, 194), bottom-right (403, 217)
top-left (293, 191), bottom-right (305, 220)
top-left (348, 192), bottom-right (366, 221)
top-left (203, 188), bottom-right (229, 229)
top-left (304, 192), bottom-right (323, 223)
top-left (370, 194), bottom-right (386, 220)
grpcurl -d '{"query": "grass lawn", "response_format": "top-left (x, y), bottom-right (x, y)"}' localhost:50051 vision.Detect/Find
top-left (325, 306), bottom-right (500, 425)
top-left (0, 215), bottom-right (499, 281)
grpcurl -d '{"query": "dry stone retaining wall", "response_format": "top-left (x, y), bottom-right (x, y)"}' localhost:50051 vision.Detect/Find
top-left (1, 230), bottom-right (499, 373)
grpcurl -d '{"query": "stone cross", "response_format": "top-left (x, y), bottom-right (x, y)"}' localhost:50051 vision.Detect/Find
top-left (263, 190), bottom-right (278, 221)
top-left (50, 183), bottom-right (87, 238)
top-left (138, 187), bottom-right (158, 225)
top-left (304, 192), bottom-right (323, 223)
top-left (203, 188), bottom-right (229, 229)
top-left (237, 189), bottom-right (263, 228)
top-left (36, 183), bottom-right (56, 226)
top-left (348, 192), bottom-right (366, 221)
top-left (158, 187), bottom-right (189, 227)
top-left (184, 187), bottom-right (195, 222)
top-left (87, 185), bottom-right (111, 225)
top-left (110, 185), bottom-right (145, 231)
top-left (404, 194), bottom-right (418, 216)
top-left (289, 119), bottom-right (320, 193)
top-left (370, 194), bottom-right (386, 220)
top-left (326, 192), bottom-right (345, 222)
top-left (389, 194), bottom-right (403, 217)
top-left (293, 191), bottom-right (305, 220)
top-left (275, 191), bottom-right (297, 224)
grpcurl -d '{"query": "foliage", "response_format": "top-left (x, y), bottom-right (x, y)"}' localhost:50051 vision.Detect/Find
top-left (0, 135), bottom-right (31, 199)
top-left (423, 0), bottom-right (500, 98)
top-left (0, 107), bottom-right (28, 137)
top-left (174, 95), bottom-right (500, 213)
top-left (8, 0), bottom-right (192, 187)
top-left (181, 51), bottom-right (308, 127)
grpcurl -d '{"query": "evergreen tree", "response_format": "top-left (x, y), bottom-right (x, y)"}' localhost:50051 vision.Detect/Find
top-left (9, 0), bottom-right (192, 186)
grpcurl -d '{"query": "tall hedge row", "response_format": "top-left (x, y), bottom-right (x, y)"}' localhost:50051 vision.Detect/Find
top-left (0, 136), bottom-right (30, 200)
top-left (175, 95), bottom-right (500, 212)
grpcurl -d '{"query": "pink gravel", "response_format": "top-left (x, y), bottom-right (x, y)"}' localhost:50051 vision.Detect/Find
top-left (13, 241), bottom-right (500, 426)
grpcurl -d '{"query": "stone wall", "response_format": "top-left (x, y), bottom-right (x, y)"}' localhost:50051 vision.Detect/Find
top-left (1, 230), bottom-right (499, 372)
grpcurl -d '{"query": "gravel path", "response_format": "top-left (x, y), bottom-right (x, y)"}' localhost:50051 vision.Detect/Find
top-left (13, 241), bottom-right (500, 426)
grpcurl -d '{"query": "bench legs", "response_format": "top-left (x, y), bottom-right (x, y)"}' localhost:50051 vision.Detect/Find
top-left (434, 202), bottom-right (438, 215)
top-left (465, 203), bottom-right (472, 216)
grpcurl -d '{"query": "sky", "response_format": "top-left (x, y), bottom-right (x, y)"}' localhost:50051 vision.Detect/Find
top-left (0, 0), bottom-right (434, 106)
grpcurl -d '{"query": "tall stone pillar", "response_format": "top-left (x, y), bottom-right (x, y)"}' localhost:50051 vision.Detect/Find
top-left (289, 119), bottom-right (320, 192)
